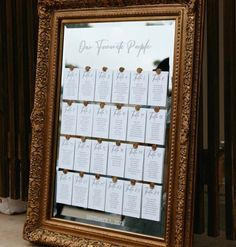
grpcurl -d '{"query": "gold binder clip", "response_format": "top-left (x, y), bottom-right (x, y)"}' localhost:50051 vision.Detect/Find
top-left (133, 143), bottom-right (139, 149)
top-left (69, 64), bottom-right (75, 71)
top-left (98, 138), bottom-right (102, 144)
top-left (116, 141), bottom-right (121, 146)
top-left (95, 174), bottom-right (100, 180)
top-left (119, 67), bottom-right (125, 72)
top-left (100, 102), bottom-right (105, 109)
top-left (131, 179), bottom-right (136, 186)
top-left (85, 66), bottom-right (91, 72)
top-left (116, 104), bottom-right (122, 110)
top-left (150, 182), bottom-right (155, 189)
top-left (79, 172), bottom-right (84, 178)
top-left (83, 101), bottom-right (88, 106)
top-left (136, 67), bottom-right (143, 74)
top-left (135, 105), bottom-right (141, 111)
top-left (112, 176), bottom-right (118, 183)
top-left (154, 106), bottom-right (160, 113)
top-left (102, 66), bottom-right (108, 72)
top-left (152, 144), bottom-right (157, 151)
top-left (63, 169), bottom-right (68, 174)
top-left (67, 100), bottom-right (73, 106)
top-left (65, 135), bottom-right (70, 140)
top-left (156, 68), bottom-right (162, 75)
top-left (81, 136), bottom-right (86, 142)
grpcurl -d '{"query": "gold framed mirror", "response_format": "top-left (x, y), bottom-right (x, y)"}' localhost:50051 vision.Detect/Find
top-left (23, 1), bottom-right (205, 246)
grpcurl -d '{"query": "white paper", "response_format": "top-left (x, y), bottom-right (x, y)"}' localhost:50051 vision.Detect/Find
top-left (127, 107), bottom-right (146, 143)
top-left (76, 103), bottom-right (94, 137)
top-left (62, 68), bottom-right (80, 100)
top-left (72, 174), bottom-right (90, 208)
top-left (145, 109), bottom-right (167, 145)
top-left (94, 69), bottom-right (113, 102)
top-left (90, 140), bottom-right (108, 175)
top-left (78, 69), bottom-right (96, 101)
top-left (105, 178), bottom-right (124, 215)
top-left (58, 137), bottom-right (75, 170)
top-left (92, 104), bottom-right (111, 139)
top-left (129, 71), bottom-right (148, 105)
top-left (109, 106), bottom-right (128, 141)
top-left (56, 171), bottom-right (73, 205)
top-left (60, 102), bottom-right (78, 135)
top-left (125, 144), bottom-right (144, 180)
top-left (143, 146), bottom-right (165, 183)
top-left (141, 184), bottom-right (162, 221)
top-left (107, 142), bottom-right (126, 177)
top-left (88, 176), bottom-right (106, 211)
top-left (148, 71), bottom-right (169, 107)
top-left (74, 139), bottom-right (92, 172)
top-left (111, 71), bottom-right (130, 104)
top-left (123, 181), bottom-right (142, 218)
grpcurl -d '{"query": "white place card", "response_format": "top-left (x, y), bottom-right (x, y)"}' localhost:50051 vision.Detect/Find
top-left (88, 176), bottom-right (106, 211)
top-left (92, 104), bottom-right (111, 139)
top-left (125, 144), bottom-right (144, 180)
top-left (105, 178), bottom-right (124, 215)
top-left (62, 68), bottom-right (80, 100)
top-left (56, 171), bottom-right (73, 205)
top-left (76, 103), bottom-right (94, 137)
top-left (58, 137), bottom-right (75, 170)
top-left (127, 107), bottom-right (147, 143)
top-left (60, 102), bottom-right (78, 135)
top-left (143, 146), bottom-right (165, 183)
top-left (141, 184), bottom-right (162, 222)
top-left (78, 68), bottom-right (96, 101)
top-left (148, 71), bottom-right (169, 107)
top-left (112, 70), bottom-right (130, 104)
top-left (145, 109), bottom-right (167, 145)
top-left (94, 69), bottom-right (113, 102)
top-left (109, 106), bottom-right (128, 141)
top-left (129, 71), bottom-right (148, 105)
top-left (90, 140), bottom-right (108, 175)
top-left (74, 139), bottom-right (92, 172)
top-left (72, 173), bottom-right (90, 208)
top-left (107, 142), bottom-right (126, 177)
top-left (123, 181), bottom-right (142, 218)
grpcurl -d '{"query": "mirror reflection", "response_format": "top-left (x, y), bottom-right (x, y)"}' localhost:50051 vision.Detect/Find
top-left (53, 20), bottom-right (175, 238)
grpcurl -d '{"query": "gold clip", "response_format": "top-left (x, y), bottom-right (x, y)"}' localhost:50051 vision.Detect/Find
top-left (65, 135), bottom-right (70, 140)
top-left (81, 136), bottom-right (86, 142)
top-left (112, 176), bottom-right (118, 183)
top-left (119, 67), bottom-right (125, 72)
top-left (150, 182), bottom-right (155, 189)
top-left (152, 144), bottom-right (157, 151)
top-left (98, 138), bottom-right (102, 144)
top-left (116, 104), bottom-right (122, 110)
top-left (69, 65), bottom-right (75, 71)
top-left (133, 143), bottom-right (139, 149)
top-left (154, 106), bottom-right (160, 113)
top-left (135, 105), bottom-right (141, 111)
top-left (136, 67), bottom-right (143, 74)
top-left (95, 174), bottom-right (100, 180)
top-left (67, 100), bottom-right (73, 106)
top-left (156, 68), bottom-right (161, 75)
top-left (85, 66), bottom-right (91, 72)
top-left (83, 101), bottom-right (88, 106)
top-left (116, 141), bottom-right (121, 146)
top-left (131, 179), bottom-right (136, 186)
top-left (102, 66), bottom-right (108, 72)
top-left (100, 102), bottom-right (105, 109)
top-left (79, 172), bottom-right (84, 178)
top-left (63, 169), bottom-right (68, 174)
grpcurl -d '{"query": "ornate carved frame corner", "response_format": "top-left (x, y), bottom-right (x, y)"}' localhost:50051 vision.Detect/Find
top-left (23, 0), bottom-right (205, 246)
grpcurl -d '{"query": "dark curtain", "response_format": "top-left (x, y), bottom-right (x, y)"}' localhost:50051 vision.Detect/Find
top-left (0, 0), bottom-right (38, 201)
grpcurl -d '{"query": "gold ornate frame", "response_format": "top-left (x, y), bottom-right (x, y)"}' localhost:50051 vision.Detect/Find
top-left (23, 0), bottom-right (204, 246)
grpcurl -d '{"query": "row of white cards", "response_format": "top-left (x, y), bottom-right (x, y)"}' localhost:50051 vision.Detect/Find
top-left (61, 103), bottom-right (167, 145)
top-left (56, 171), bottom-right (162, 221)
top-left (62, 68), bottom-right (169, 107)
top-left (58, 138), bottom-right (165, 183)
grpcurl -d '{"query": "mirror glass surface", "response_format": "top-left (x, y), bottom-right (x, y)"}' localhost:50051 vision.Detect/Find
top-left (53, 20), bottom-right (175, 238)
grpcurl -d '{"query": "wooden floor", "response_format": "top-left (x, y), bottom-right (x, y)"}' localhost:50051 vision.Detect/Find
top-left (0, 212), bottom-right (236, 246)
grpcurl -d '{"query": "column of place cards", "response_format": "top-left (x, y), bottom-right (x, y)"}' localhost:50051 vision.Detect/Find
top-left (74, 138), bottom-right (92, 172)
top-left (72, 173), bottom-right (90, 208)
top-left (56, 170), bottom-right (73, 205)
top-left (62, 68), bottom-right (80, 100)
top-left (58, 136), bottom-right (75, 170)
top-left (60, 102), bottom-right (78, 135)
